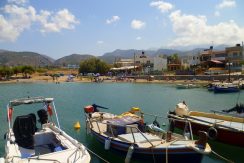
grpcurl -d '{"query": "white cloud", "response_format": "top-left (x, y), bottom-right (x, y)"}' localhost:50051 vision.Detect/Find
top-left (136, 36), bottom-right (142, 40)
top-left (0, 2), bottom-right (79, 42)
top-left (214, 11), bottom-right (220, 17)
top-left (38, 9), bottom-right (79, 33)
top-left (97, 40), bottom-right (104, 44)
top-left (7, 0), bottom-right (28, 5)
top-left (0, 4), bottom-right (36, 42)
top-left (169, 10), bottom-right (244, 47)
top-left (150, 1), bottom-right (173, 13)
top-left (217, 0), bottom-right (236, 9)
top-left (131, 19), bottom-right (145, 29)
top-left (106, 16), bottom-right (120, 24)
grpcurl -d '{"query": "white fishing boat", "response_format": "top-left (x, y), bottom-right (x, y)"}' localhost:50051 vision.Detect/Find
top-left (1, 97), bottom-right (90, 163)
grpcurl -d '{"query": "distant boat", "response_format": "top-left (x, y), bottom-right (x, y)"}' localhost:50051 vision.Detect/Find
top-left (213, 83), bottom-right (240, 93)
top-left (207, 82), bottom-right (221, 91)
top-left (176, 83), bottom-right (199, 89)
top-left (168, 102), bottom-right (244, 147)
top-left (1, 97), bottom-right (91, 163)
top-left (84, 104), bottom-right (211, 163)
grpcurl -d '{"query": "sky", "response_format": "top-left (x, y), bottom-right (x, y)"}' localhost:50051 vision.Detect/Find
top-left (0, 0), bottom-right (244, 59)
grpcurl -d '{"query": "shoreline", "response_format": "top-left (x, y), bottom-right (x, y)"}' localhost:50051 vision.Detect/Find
top-left (0, 76), bottom-right (210, 85)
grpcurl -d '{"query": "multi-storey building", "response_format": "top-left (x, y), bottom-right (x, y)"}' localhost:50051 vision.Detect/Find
top-left (199, 44), bottom-right (244, 72)
top-left (226, 44), bottom-right (243, 71)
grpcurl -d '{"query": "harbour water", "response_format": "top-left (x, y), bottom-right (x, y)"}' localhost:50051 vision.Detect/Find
top-left (0, 82), bottom-right (243, 163)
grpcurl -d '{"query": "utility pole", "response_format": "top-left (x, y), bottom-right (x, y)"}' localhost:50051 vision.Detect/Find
top-left (134, 52), bottom-right (135, 73)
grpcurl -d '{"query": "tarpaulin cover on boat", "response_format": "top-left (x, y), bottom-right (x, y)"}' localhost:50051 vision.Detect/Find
top-left (107, 116), bottom-right (141, 126)
top-left (106, 116), bottom-right (141, 136)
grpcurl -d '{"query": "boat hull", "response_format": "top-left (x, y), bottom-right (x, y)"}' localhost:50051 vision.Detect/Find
top-left (168, 114), bottom-right (244, 147)
top-left (214, 86), bottom-right (239, 93)
top-left (91, 130), bottom-right (203, 163)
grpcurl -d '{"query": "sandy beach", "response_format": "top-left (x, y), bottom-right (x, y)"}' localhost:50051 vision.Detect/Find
top-left (0, 73), bottom-right (210, 86)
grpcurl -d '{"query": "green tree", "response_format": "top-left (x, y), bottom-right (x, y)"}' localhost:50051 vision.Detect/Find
top-left (79, 58), bottom-right (110, 74)
top-left (0, 66), bottom-right (13, 79)
top-left (12, 66), bottom-right (22, 76)
top-left (167, 53), bottom-right (180, 64)
top-left (20, 65), bottom-right (35, 78)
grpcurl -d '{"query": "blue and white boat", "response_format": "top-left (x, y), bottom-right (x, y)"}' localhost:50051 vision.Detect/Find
top-left (214, 83), bottom-right (240, 93)
top-left (84, 105), bottom-right (211, 163)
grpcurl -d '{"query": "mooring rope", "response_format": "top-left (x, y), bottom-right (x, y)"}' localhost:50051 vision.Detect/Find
top-left (212, 150), bottom-right (234, 163)
top-left (85, 147), bottom-right (110, 163)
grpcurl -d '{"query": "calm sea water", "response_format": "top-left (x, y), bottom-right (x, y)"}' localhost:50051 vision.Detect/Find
top-left (0, 83), bottom-right (243, 163)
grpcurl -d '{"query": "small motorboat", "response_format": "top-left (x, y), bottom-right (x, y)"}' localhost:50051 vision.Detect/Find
top-left (84, 104), bottom-right (211, 163)
top-left (1, 97), bottom-right (91, 163)
top-left (176, 84), bottom-right (199, 89)
top-left (168, 102), bottom-right (244, 147)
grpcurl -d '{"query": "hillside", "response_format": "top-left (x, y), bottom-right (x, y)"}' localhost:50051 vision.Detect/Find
top-left (0, 51), bottom-right (54, 67)
top-left (54, 54), bottom-right (94, 66)
top-left (0, 45), bottom-right (222, 66)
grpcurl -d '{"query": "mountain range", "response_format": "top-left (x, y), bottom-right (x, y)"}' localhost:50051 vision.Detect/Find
top-left (0, 45), bottom-right (228, 67)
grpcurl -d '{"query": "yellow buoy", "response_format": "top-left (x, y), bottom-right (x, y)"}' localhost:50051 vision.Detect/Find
top-left (131, 107), bottom-right (140, 112)
top-left (74, 121), bottom-right (81, 130)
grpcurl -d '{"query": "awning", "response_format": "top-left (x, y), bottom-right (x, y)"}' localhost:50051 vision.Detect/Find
top-left (110, 66), bottom-right (138, 71)
top-left (9, 97), bottom-right (54, 107)
top-left (210, 60), bottom-right (223, 64)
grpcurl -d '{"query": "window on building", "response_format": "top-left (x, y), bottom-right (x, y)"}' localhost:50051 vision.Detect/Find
top-left (233, 52), bottom-right (238, 57)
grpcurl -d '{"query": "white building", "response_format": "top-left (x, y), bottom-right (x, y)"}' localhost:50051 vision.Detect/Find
top-left (115, 59), bottom-right (134, 67)
top-left (181, 55), bottom-right (200, 69)
top-left (153, 56), bottom-right (167, 71)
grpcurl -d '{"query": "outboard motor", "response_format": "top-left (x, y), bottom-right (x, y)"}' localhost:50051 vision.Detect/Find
top-left (84, 105), bottom-right (95, 113)
top-left (37, 109), bottom-right (48, 125)
top-left (13, 115), bottom-right (35, 149)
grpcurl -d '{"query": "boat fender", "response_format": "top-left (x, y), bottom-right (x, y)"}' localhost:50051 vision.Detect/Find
top-left (125, 145), bottom-right (134, 163)
top-left (104, 138), bottom-right (111, 150)
top-left (86, 119), bottom-right (91, 134)
top-left (207, 127), bottom-right (218, 140)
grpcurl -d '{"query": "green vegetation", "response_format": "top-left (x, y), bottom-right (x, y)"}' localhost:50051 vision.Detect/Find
top-left (79, 58), bottom-right (111, 74)
top-left (0, 65), bottom-right (35, 79)
top-left (167, 53), bottom-right (180, 64)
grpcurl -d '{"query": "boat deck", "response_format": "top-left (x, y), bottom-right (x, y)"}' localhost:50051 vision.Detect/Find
top-left (91, 121), bottom-right (192, 149)
top-left (191, 116), bottom-right (244, 131)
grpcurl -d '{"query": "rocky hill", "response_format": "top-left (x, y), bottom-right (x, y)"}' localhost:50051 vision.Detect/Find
top-left (54, 54), bottom-right (94, 66)
top-left (0, 50), bottom-right (53, 67)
